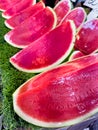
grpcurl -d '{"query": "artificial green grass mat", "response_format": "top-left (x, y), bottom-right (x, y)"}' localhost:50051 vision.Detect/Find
top-left (0, 12), bottom-right (43, 130)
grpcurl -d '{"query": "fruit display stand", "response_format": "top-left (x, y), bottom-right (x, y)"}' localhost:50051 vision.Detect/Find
top-left (1, 0), bottom-right (98, 130)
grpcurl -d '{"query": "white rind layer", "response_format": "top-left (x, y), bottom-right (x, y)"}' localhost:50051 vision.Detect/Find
top-left (4, 7), bottom-right (57, 48)
top-left (2, 0), bottom-right (36, 19)
top-left (10, 20), bottom-right (76, 73)
top-left (13, 67), bottom-right (98, 128)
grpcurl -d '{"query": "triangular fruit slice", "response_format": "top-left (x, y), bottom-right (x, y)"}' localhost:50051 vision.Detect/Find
top-left (10, 21), bottom-right (76, 73)
top-left (60, 7), bottom-right (86, 29)
top-left (54, 0), bottom-right (72, 25)
top-left (2, 0), bottom-right (36, 19)
top-left (4, 7), bottom-right (57, 48)
top-left (13, 53), bottom-right (98, 128)
top-left (75, 19), bottom-right (98, 54)
top-left (69, 51), bottom-right (85, 61)
top-left (0, 0), bottom-right (20, 11)
top-left (5, 1), bottom-right (45, 29)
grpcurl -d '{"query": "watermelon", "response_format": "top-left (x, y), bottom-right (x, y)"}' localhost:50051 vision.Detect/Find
top-left (2, 0), bottom-right (36, 19)
top-left (54, 0), bottom-right (72, 25)
top-left (60, 7), bottom-right (86, 29)
top-left (13, 53), bottom-right (98, 128)
top-left (4, 7), bottom-right (57, 48)
top-left (69, 51), bottom-right (85, 61)
top-left (0, 0), bottom-right (20, 11)
top-left (10, 20), bottom-right (76, 73)
top-left (5, 1), bottom-right (45, 29)
top-left (75, 19), bottom-right (98, 54)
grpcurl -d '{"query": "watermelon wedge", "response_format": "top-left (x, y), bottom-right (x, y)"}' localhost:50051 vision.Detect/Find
top-left (60, 7), bottom-right (86, 29)
top-left (5, 1), bottom-right (45, 29)
top-left (0, 0), bottom-right (20, 11)
top-left (69, 51), bottom-right (85, 61)
top-left (54, 0), bottom-right (72, 25)
top-left (4, 7), bottom-right (57, 48)
top-left (2, 0), bottom-right (36, 19)
top-left (75, 19), bottom-right (98, 54)
top-left (10, 21), bottom-right (76, 73)
top-left (13, 53), bottom-right (98, 128)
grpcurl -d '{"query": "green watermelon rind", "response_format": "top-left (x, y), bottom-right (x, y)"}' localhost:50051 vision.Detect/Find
top-left (2, 0), bottom-right (37, 19)
top-left (13, 62), bottom-right (98, 128)
top-left (10, 21), bottom-right (76, 73)
top-left (4, 7), bottom-right (57, 48)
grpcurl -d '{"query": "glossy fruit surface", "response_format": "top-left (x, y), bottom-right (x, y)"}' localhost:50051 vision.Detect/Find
top-left (10, 21), bottom-right (76, 73)
top-left (13, 53), bottom-right (98, 128)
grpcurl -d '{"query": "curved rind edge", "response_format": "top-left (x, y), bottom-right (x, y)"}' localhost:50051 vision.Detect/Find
top-left (10, 20), bottom-right (76, 73)
top-left (13, 69), bottom-right (98, 128)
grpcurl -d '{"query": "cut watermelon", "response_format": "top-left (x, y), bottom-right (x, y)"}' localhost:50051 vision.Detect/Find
top-left (5, 1), bottom-right (45, 29)
top-left (2, 0), bottom-right (36, 19)
top-left (69, 51), bottom-right (85, 61)
top-left (54, 0), bottom-right (72, 25)
top-left (10, 21), bottom-right (76, 73)
top-left (4, 7), bottom-right (57, 48)
top-left (75, 19), bottom-right (98, 54)
top-left (60, 7), bottom-right (86, 29)
top-left (13, 53), bottom-right (98, 128)
top-left (0, 0), bottom-right (20, 11)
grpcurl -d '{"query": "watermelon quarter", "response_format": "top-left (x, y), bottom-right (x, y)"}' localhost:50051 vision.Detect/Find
top-left (60, 7), bottom-right (86, 29)
top-left (13, 53), bottom-right (98, 128)
top-left (69, 51), bottom-right (85, 61)
top-left (4, 7), bottom-right (57, 48)
top-left (0, 0), bottom-right (20, 11)
top-left (54, 0), bottom-right (72, 25)
top-left (2, 0), bottom-right (36, 19)
top-left (5, 1), bottom-right (45, 29)
top-left (75, 19), bottom-right (98, 54)
top-left (10, 20), bottom-right (76, 73)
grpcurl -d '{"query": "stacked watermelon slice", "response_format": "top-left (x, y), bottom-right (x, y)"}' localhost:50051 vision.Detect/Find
top-left (1, 0), bottom-right (98, 129)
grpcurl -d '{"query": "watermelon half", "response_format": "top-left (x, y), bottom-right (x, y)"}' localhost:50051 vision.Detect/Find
top-left (54, 0), bottom-right (72, 25)
top-left (2, 0), bottom-right (36, 19)
top-left (0, 0), bottom-right (20, 11)
top-left (75, 19), bottom-right (98, 54)
top-left (5, 1), bottom-right (45, 29)
top-left (60, 7), bottom-right (86, 29)
top-left (4, 7), bottom-right (57, 48)
top-left (13, 53), bottom-right (98, 128)
top-left (10, 20), bottom-right (76, 73)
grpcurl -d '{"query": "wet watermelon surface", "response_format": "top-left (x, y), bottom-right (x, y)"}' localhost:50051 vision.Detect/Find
top-left (0, 0), bottom-right (98, 130)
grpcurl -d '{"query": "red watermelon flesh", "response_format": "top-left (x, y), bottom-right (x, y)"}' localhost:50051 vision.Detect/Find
top-left (5, 1), bottom-right (45, 29)
top-left (69, 51), bottom-right (85, 61)
top-left (2, 0), bottom-right (36, 19)
top-left (54, 0), bottom-right (72, 25)
top-left (13, 53), bottom-right (98, 128)
top-left (10, 21), bottom-right (76, 73)
top-left (0, 0), bottom-right (20, 11)
top-left (75, 19), bottom-right (98, 54)
top-left (60, 7), bottom-right (86, 29)
top-left (4, 7), bottom-right (57, 48)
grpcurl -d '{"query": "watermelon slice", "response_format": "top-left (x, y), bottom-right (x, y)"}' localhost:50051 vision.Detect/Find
top-left (2, 0), bottom-right (36, 19)
top-left (0, 0), bottom-right (20, 11)
top-left (10, 21), bottom-right (76, 73)
top-left (13, 53), bottom-right (98, 128)
top-left (75, 19), bottom-right (98, 54)
top-left (69, 51), bottom-right (85, 61)
top-left (60, 7), bottom-right (86, 29)
top-left (54, 0), bottom-right (72, 25)
top-left (4, 7), bottom-right (57, 48)
top-left (5, 1), bottom-right (45, 29)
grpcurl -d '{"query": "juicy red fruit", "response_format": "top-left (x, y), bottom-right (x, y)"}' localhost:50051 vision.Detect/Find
top-left (75, 19), bottom-right (98, 54)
